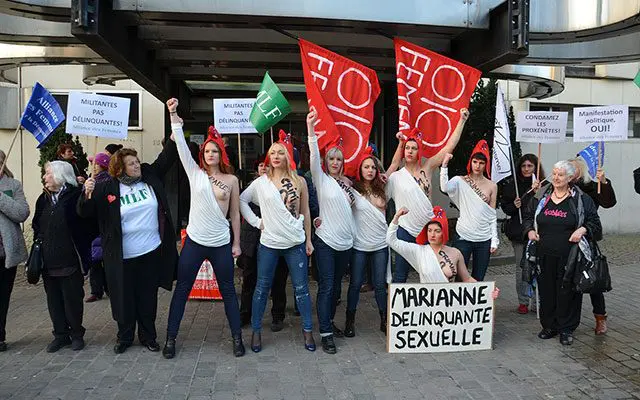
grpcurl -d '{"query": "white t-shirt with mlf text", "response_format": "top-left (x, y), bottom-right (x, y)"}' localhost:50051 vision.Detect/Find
top-left (119, 182), bottom-right (161, 259)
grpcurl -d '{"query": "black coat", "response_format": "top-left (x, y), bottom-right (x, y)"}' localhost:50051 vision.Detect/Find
top-left (576, 179), bottom-right (616, 209)
top-left (635, 167), bottom-right (640, 195)
top-left (499, 176), bottom-right (537, 243)
top-left (33, 184), bottom-right (94, 274)
top-left (522, 186), bottom-right (603, 248)
top-left (77, 141), bottom-right (178, 322)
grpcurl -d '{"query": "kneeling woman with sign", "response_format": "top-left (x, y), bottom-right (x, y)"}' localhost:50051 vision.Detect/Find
top-left (386, 207), bottom-right (499, 298)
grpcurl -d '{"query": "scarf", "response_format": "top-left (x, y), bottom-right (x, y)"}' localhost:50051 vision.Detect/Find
top-left (117, 174), bottom-right (142, 186)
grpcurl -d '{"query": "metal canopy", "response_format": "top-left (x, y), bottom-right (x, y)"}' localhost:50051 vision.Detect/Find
top-left (66, 0), bottom-right (527, 110)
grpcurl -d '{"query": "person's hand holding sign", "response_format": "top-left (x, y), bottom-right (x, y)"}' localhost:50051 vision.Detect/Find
top-left (84, 177), bottom-right (95, 200)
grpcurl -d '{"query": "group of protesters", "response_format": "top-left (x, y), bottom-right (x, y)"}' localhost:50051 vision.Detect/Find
top-left (0, 98), bottom-right (629, 358)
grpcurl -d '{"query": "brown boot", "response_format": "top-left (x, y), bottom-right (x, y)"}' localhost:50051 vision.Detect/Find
top-left (594, 314), bottom-right (608, 335)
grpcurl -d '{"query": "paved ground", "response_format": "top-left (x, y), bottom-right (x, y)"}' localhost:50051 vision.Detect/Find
top-left (0, 235), bottom-right (639, 400)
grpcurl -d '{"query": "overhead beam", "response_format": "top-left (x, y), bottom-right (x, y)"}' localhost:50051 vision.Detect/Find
top-left (451, 0), bottom-right (529, 72)
top-left (70, 0), bottom-right (191, 116)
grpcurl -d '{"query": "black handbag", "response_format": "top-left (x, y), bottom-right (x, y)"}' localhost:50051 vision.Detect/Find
top-left (574, 241), bottom-right (611, 293)
top-left (25, 239), bottom-right (44, 285)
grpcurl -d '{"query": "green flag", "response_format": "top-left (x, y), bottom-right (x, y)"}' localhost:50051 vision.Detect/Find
top-left (249, 72), bottom-right (291, 134)
top-left (634, 69), bottom-right (640, 89)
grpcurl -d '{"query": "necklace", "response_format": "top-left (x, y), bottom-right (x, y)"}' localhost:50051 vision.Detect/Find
top-left (552, 190), bottom-right (568, 200)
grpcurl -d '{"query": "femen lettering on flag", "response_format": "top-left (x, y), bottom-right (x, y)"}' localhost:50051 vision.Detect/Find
top-left (299, 39), bottom-right (381, 176)
top-left (395, 38), bottom-right (481, 158)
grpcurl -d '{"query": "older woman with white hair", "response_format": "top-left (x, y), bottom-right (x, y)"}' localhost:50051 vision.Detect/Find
top-left (523, 160), bottom-right (602, 346)
top-left (33, 161), bottom-right (93, 353)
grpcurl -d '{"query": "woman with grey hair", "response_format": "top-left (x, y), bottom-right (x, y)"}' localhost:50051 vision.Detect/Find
top-left (523, 160), bottom-right (602, 346)
top-left (33, 161), bottom-right (93, 353)
top-left (307, 107), bottom-right (355, 354)
top-left (0, 151), bottom-right (29, 351)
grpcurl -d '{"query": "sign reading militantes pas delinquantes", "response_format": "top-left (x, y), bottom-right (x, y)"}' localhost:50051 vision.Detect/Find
top-left (65, 92), bottom-right (130, 139)
top-left (213, 98), bottom-right (258, 134)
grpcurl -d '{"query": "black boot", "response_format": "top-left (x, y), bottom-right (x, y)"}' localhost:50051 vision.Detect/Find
top-left (232, 334), bottom-right (245, 357)
top-left (331, 322), bottom-right (344, 338)
top-left (344, 310), bottom-right (356, 338)
top-left (379, 311), bottom-right (387, 335)
top-left (321, 335), bottom-right (336, 354)
top-left (162, 337), bottom-right (176, 359)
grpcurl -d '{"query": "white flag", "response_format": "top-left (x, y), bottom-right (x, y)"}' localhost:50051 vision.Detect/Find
top-left (491, 86), bottom-right (513, 183)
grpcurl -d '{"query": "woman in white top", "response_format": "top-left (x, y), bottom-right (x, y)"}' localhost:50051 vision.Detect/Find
top-left (307, 108), bottom-right (356, 354)
top-left (239, 133), bottom-right (316, 353)
top-left (162, 98), bottom-right (244, 359)
top-left (387, 207), bottom-right (500, 302)
top-left (343, 147), bottom-right (389, 337)
top-left (385, 109), bottom-right (469, 283)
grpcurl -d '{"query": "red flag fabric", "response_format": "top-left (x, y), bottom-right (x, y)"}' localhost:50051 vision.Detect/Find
top-left (299, 39), bottom-right (381, 176)
top-left (395, 38), bottom-right (481, 158)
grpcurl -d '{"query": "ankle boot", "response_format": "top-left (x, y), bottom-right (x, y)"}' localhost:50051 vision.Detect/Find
top-left (379, 311), bottom-right (387, 335)
top-left (344, 310), bottom-right (356, 338)
top-left (162, 337), bottom-right (176, 359)
top-left (232, 334), bottom-right (245, 357)
top-left (594, 314), bottom-right (608, 335)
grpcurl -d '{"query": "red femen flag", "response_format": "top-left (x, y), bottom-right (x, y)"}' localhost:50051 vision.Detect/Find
top-left (299, 39), bottom-right (381, 176)
top-left (395, 38), bottom-right (481, 158)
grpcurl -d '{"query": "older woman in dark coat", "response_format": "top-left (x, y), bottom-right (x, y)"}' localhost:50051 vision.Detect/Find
top-left (523, 160), bottom-right (602, 346)
top-left (78, 139), bottom-right (178, 354)
top-left (33, 161), bottom-right (93, 353)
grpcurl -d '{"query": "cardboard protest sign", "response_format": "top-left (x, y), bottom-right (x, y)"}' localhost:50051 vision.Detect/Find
top-left (388, 282), bottom-right (494, 353)
top-left (66, 92), bottom-right (130, 139)
top-left (213, 98), bottom-right (257, 134)
top-left (573, 105), bottom-right (629, 142)
top-left (516, 111), bottom-right (568, 143)
top-left (395, 38), bottom-right (481, 158)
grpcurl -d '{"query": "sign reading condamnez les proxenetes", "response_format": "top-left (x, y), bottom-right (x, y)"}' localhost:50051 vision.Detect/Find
top-left (387, 282), bottom-right (495, 353)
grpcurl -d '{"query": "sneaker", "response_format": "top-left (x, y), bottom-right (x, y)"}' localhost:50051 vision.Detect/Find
top-left (517, 304), bottom-right (529, 314)
top-left (46, 337), bottom-right (71, 353)
top-left (537, 329), bottom-right (558, 340)
top-left (71, 338), bottom-right (85, 351)
top-left (560, 332), bottom-right (574, 346)
top-left (331, 322), bottom-right (344, 338)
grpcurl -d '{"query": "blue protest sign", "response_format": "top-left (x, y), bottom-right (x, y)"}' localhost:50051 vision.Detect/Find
top-left (578, 141), bottom-right (604, 178)
top-left (20, 82), bottom-right (65, 148)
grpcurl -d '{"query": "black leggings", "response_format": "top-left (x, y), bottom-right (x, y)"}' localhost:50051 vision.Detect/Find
top-left (538, 254), bottom-right (583, 333)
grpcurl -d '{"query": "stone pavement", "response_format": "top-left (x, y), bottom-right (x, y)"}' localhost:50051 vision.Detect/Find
top-left (1, 237), bottom-right (640, 400)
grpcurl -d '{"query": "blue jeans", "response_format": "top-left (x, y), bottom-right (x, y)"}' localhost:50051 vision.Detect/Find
top-left (347, 248), bottom-right (388, 313)
top-left (167, 236), bottom-right (241, 338)
top-left (392, 226), bottom-right (416, 283)
top-left (252, 243), bottom-right (313, 333)
top-left (455, 238), bottom-right (492, 281)
top-left (314, 236), bottom-right (352, 335)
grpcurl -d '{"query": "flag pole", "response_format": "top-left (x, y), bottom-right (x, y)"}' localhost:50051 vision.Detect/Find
top-left (536, 143), bottom-right (542, 179)
top-left (0, 126), bottom-right (22, 176)
top-left (237, 132), bottom-right (242, 170)
top-left (597, 141), bottom-right (602, 194)
top-left (270, 127), bottom-right (274, 145)
top-left (500, 89), bottom-right (522, 223)
top-left (87, 136), bottom-right (99, 199)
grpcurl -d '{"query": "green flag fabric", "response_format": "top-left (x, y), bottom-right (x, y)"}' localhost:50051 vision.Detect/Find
top-left (249, 72), bottom-right (291, 134)
top-left (634, 69), bottom-right (640, 89)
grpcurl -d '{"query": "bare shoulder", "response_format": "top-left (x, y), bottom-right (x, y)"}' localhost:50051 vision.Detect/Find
top-left (444, 245), bottom-right (463, 259)
top-left (298, 175), bottom-right (308, 190)
top-left (225, 174), bottom-right (239, 186)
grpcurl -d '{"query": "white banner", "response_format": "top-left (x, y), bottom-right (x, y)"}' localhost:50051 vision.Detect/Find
top-left (516, 111), bottom-right (568, 143)
top-left (573, 105), bottom-right (629, 142)
top-left (492, 87), bottom-right (512, 183)
top-left (387, 282), bottom-right (494, 353)
top-left (213, 98), bottom-right (257, 134)
top-left (65, 92), bottom-right (130, 139)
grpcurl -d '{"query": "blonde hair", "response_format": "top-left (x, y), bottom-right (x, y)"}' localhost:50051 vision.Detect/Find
top-left (0, 150), bottom-right (14, 179)
top-left (267, 142), bottom-right (298, 183)
top-left (324, 146), bottom-right (344, 176)
top-left (569, 157), bottom-right (592, 184)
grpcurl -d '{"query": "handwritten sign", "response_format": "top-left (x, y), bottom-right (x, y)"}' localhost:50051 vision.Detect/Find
top-left (213, 98), bottom-right (257, 134)
top-left (388, 282), bottom-right (494, 353)
top-left (516, 111), bottom-right (567, 143)
top-left (573, 105), bottom-right (628, 142)
top-left (66, 92), bottom-right (130, 139)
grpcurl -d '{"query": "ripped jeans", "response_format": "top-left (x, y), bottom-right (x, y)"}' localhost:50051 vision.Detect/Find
top-left (252, 243), bottom-right (313, 333)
